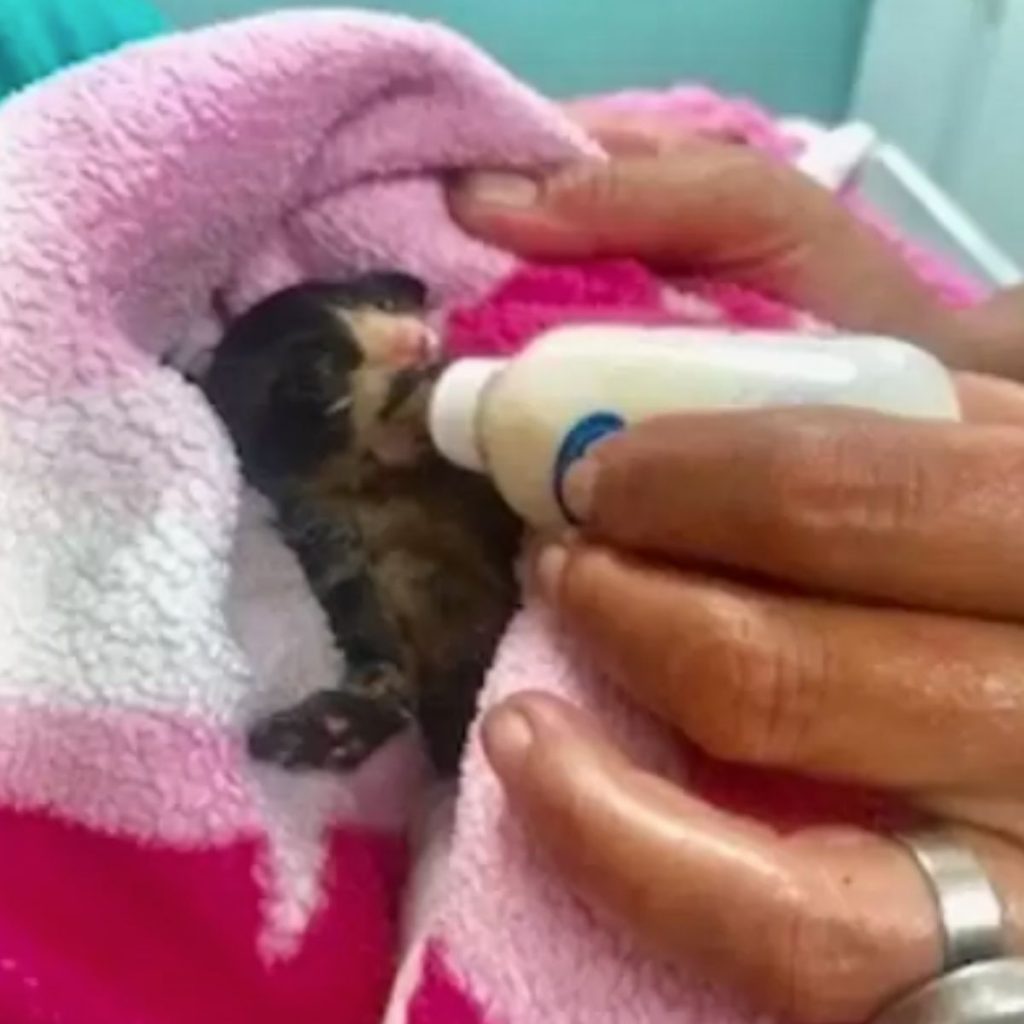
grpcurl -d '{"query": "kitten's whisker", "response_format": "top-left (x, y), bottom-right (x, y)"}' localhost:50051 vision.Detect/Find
top-left (327, 394), bottom-right (354, 416)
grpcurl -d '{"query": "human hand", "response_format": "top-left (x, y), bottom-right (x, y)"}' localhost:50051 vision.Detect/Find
top-left (450, 109), bottom-right (1024, 1019)
top-left (481, 381), bottom-right (1024, 1023)
top-left (450, 110), bottom-right (1024, 381)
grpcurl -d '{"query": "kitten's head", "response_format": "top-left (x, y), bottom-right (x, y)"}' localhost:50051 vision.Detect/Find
top-left (204, 272), bottom-right (443, 483)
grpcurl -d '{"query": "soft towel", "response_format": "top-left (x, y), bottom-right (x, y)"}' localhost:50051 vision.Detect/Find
top-left (390, 93), bottom-right (981, 1024)
top-left (0, 11), bottom-right (597, 1022)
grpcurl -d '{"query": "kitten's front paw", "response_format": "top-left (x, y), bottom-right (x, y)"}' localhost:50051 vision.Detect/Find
top-left (247, 687), bottom-right (411, 773)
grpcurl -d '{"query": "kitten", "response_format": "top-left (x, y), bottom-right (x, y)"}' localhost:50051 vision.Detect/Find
top-left (204, 273), bottom-right (521, 775)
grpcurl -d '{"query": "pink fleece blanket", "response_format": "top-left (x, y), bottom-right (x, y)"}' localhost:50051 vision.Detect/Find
top-left (0, 10), bottom-right (979, 1024)
top-left (0, 12), bottom-right (595, 1022)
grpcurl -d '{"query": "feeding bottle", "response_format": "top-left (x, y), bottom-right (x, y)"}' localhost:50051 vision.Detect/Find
top-left (427, 325), bottom-right (960, 528)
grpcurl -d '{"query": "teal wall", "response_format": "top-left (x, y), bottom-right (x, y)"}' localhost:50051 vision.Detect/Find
top-left (1, 0), bottom-right (166, 99)
top-left (158, 1), bottom-right (871, 120)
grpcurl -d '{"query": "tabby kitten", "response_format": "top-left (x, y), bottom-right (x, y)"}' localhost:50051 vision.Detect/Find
top-left (204, 273), bottom-right (521, 775)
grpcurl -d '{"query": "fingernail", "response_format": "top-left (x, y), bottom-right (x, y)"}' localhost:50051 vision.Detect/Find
top-left (562, 458), bottom-right (597, 521)
top-left (482, 705), bottom-right (534, 774)
top-left (535, 542), bottom-right (568, 602)
top-left (519, 530), bottom-right (564, 593)
top-left (459, 171), bottom-right (540, 208)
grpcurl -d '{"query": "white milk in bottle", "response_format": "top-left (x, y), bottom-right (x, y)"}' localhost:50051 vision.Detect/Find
top-left (428, 325), bottom-right (960, 528)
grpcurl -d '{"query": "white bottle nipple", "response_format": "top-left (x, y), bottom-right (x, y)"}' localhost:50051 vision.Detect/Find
top-left (428, 358), bottom-right (505, 471)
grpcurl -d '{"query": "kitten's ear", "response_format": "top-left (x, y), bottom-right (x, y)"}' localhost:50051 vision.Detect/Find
top-left (382, 273), bottom-right (428, 310)
top-left (352, 272), bottom-right (429, 312)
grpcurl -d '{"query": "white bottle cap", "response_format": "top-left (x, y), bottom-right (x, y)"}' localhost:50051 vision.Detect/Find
top-left (428, 358), bottom-right (505, 471)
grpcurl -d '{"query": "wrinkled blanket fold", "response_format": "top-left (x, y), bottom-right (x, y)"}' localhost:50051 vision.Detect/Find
top-left (0, 12), bottom-right (591, 1023)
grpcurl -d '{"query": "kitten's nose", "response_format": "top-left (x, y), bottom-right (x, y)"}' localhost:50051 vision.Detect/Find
top-left (384, 317), bottom-right (438, 366)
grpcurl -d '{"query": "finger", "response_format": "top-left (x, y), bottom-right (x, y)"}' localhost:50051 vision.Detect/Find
top-left (941, 286), bottom-right (1024, 383)
top-left (559, 104), bottom-right (706, 155)
top-left (451, 149), bottom-right (839, 271)
top-left (564, 408), bottom-right (1024, 620)
top-left (449, 152), bottom-right (981, 367)
top-left (481, 692), bottom-right (939, 1024)
top-left (536, 544), bottom-right (1024, 797)
top-left (955, 371), bottom-right (1024, 426)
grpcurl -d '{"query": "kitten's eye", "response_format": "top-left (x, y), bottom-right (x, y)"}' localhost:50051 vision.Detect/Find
top-left (372, 296), bottom-right (405, 314)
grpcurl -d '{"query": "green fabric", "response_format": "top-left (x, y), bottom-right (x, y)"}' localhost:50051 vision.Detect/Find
top-left (0, 0), bottom-right (167, 100)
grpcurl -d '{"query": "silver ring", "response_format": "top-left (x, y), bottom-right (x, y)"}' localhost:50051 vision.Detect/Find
top-left (870, 830), bottom-right (1024, 1024)
top-left (873, 960), bottom-right (1024, 1024)
top-left (897, 829), bottom-right (1007, 969)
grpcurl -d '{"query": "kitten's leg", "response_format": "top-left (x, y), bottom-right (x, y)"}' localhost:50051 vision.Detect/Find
top-left (247, 508), bottom-right (414, 772)
top-left (247, 662), bottom-right (412, 771)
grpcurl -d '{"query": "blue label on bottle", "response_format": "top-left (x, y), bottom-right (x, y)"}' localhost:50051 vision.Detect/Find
top-left (553, 411), bottom-right (626, 522)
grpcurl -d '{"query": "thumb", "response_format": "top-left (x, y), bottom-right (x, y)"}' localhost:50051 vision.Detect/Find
top-left (449, 148), bottom-right (805, 267)
top-left (480, 693), bottom-right (938, 1023)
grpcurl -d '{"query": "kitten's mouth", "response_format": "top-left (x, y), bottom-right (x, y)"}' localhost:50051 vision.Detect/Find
top-left (379, 360), bottom-right (446, 422)
top-left (370, 361), bottom-right (448, 467)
